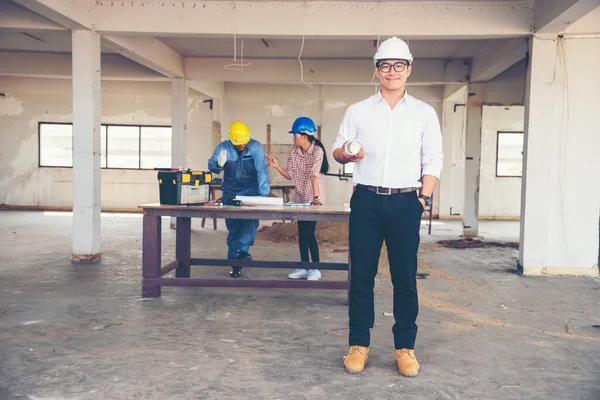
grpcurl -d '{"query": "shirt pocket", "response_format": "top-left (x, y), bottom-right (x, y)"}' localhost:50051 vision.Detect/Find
top-left (394, 119), bottom-right (423, 149)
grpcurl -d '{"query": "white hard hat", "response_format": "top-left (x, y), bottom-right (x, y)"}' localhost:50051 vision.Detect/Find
top-left (373, 36), bottom-right (413, 65)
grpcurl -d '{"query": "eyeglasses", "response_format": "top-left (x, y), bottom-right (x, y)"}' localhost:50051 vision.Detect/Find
top-left (377, 61), bottom-right (409, 73)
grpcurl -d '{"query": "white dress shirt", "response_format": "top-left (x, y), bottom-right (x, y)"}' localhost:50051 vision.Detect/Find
top-left (332, 91), bottom-right (443, 189)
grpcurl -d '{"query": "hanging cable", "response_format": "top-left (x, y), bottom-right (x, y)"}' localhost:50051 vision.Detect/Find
top-left (224, 1), bottom-right (251, 72)
top-left (297, 0), bottom-right (314, 88)
top-left (298, 33), bottom-right (314, 89)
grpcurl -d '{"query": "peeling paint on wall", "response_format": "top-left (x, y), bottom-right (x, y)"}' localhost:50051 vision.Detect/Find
top-left (323, 101), bottom-right (347, 111)
top-left (265, 104), bottom-right (288, 117)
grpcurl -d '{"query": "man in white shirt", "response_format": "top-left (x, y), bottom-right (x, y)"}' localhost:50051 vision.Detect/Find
top-left (332, 37), bottom-right (443, 377)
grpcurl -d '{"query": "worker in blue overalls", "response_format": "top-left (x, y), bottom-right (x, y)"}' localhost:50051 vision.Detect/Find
top-left (208, 121), bottom-right (270, 278)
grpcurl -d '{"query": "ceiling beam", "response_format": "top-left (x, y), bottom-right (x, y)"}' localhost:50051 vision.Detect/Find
top-left (565, 5), bottom-right (600, 34)
top-left (188, 81), bottom-right (225, 99)
top-left (0, 1), bottom-right (66, 31)
top-left (93, 2), bottom-right (532, 39)
top-left (534, 0), bottom-right (600, 34)
top-left (102, 35), bottom-right (185, 79)
top-left (470, 38), bottom-right (529, 83)
top-left (11, 0), bottom-right (93, 30)
top-left (0, 52), bottom-right (167, 81)
top-left (184, 58), bottom-right (469, 85)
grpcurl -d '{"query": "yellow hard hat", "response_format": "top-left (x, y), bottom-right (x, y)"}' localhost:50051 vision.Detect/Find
top-left (228, 121), bottom-right (251, 145)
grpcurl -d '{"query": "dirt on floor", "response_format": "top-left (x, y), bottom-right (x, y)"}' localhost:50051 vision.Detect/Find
top-left (2, 212), bottom-right (600, 400)
top-left (257, 221), bottom-right (349, 248)
top-left (438, 238), bottom-right (519, 249)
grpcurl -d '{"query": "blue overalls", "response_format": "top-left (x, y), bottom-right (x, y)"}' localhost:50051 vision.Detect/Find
top-left (208, 139), bottom-right (270, 259)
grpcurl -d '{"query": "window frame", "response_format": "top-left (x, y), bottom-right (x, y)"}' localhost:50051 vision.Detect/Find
top-left (38, 121), bottom-right (73, 168)
top-left (38, 122), bottom-right (172, 170)
top-left (495, 130), bottom-right (524, 178)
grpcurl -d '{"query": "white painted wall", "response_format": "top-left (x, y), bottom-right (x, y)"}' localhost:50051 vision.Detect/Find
top-left (0, 69), bottom-right (529, 217)
top-left (223, 83), bottom-right (444, 209)
top-left (0, 77), bottom-right (213, 209)
top-left (480, 105), bottom-right (524, 218)
top-left (438, 85), bottom-right (467, 218)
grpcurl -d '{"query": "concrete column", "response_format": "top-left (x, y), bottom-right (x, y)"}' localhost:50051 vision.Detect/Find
top-left (462, 84), bottom-right (483, 237)
top-left (170, 79), bottom-right (188, 229)
top-left (520, 36), bottom-right (600, 276)
top-left (71, 30), bottom-right (101, 262)
top-left (171, 79), bottom-right (188, 169)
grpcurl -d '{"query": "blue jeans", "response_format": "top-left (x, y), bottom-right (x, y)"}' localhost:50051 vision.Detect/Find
top-left (225, 218), bottom-right (259, 259)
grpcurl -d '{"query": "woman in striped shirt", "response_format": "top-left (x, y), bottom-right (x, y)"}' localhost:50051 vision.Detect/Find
top-left (266, 117), bottom-right (330, 281)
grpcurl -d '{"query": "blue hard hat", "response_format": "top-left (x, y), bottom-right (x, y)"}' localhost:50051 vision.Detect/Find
top-left (289, 117), bottom-right (317, 135)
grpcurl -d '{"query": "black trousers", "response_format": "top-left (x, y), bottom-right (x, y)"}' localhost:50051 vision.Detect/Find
top-left (348, 186), bottom-right (423, 350)
top-left (297, 221), bottom-right (320, 263)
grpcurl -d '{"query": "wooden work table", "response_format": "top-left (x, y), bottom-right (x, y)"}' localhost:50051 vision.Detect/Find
top-left (201, 184), bottom-right (296, 229)
top-left (139, 203), bottom-right (350, 301)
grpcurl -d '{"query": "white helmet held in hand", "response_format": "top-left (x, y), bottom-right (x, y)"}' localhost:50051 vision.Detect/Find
top-left (373, 36), bottom-right (413, 65)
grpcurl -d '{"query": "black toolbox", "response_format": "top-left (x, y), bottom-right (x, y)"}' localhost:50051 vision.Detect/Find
top-left (157, 169), bottom-right (212, 205)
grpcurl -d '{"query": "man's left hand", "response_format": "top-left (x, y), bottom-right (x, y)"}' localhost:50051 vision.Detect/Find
top-left (418, 198), bottom-right (426, 210)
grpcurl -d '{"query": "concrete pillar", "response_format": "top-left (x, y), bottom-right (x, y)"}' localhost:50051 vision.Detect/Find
top-left (170, 79), bottom-right (188, 229)
top-left (71, 30), bottom-right (101, 262)
top-left (462, 84), bottom-right (483, 237)
top-left (519, 36), bottom-right (600, 276)
top-left (171, 79), bottom-right (188, 169)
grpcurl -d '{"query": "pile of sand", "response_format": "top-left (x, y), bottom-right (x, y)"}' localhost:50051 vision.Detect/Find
top-left (257, 221), bottom-right (349, 247)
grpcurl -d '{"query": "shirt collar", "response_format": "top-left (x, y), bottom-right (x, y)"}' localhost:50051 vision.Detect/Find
top-left (374, 90), bottom-right (411, 107)
top-left (295, 142), bottom-right (315, 155)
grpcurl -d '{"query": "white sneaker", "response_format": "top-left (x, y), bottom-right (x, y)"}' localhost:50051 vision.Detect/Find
top-left (307, 269), bottom-right (322, 281)
top-left (288, 269), bottom-right (309, 279)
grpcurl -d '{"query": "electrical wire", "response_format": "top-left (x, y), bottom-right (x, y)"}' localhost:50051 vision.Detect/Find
top-left (297, 0), bottom-right (314, 88)
top-left (224, 1), bottom-right (251, 72)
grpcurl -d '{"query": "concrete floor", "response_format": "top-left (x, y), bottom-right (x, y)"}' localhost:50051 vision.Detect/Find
top-left (1, 211), bottom-right (599, 400)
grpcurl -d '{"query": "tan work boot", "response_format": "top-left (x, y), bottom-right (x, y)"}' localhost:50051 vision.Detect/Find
top-left (343, 345), bottom-right (369, 374)
top-left (395, 349), bottom-right (420, 377)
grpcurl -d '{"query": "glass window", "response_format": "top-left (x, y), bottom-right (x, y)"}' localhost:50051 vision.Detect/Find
top-left (39, 123), bottom-right (171, 170)
top-left (140, 126), bottom-right (171, 169)
top-left (496, 131), bottom-right (524, 177)
top-left (39, 123), bottom-right (73, 167)
top-left (101, 125), bottom-right (107, 168)
top-left (106, 125), bottom-right (140, 169)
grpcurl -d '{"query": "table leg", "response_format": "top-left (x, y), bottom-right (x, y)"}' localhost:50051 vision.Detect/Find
top-left (142, 215), bottom-right (162, 298)
top-left (176, 217), bottom-right (191, 278)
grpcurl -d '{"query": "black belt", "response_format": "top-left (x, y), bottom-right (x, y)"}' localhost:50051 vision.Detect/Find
top-left (357, 184), bottom-right (417, 195)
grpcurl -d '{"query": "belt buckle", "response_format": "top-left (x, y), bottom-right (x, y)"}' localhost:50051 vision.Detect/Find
top-left (376, 186), bottom-right (392, 195)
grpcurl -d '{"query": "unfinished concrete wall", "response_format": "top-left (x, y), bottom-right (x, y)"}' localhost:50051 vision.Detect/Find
top-left (0, 77), bottom-right (213, 209)
top-left (484, 58), bottom-right (527, 106)
top-left (224, 83), bottom-right (444, 208)
top-left (480, 105), bottom-right (524, 218)
top-left (438, 61), bottom-right (526, 220)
